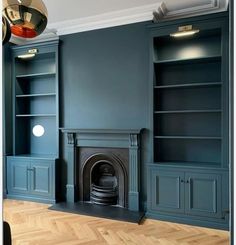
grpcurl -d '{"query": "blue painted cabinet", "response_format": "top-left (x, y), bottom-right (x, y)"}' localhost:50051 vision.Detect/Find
top-left (7, 157), bottom-right (30, 195)
top-left (7, 156), bottom-right (57, 203)
top-left (147, 165), bottom-right (229, 229)
top-left (185, 172), bottom-right (222, 219)
top-left (149, 169), bottom-right (185, 214)
top-left (30, 160), bottom-right (55, 198)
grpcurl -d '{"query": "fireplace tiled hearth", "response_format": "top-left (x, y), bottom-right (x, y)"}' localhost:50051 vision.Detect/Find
top-left (50, 129), bottom-right (144, 223)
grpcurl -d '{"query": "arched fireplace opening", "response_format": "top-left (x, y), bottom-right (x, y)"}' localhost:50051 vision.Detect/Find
top-left (81, 151), bottom-right (128, 208)
top-left (90, 161), bottom-right (118, 205)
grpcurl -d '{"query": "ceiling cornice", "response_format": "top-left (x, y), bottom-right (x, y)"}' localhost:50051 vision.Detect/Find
top-left (48, 3), bottom-right (162, 36)
top-left (163, 0), bottom-right (228, 20)
top-left (48, 0), bottom-right (228, 36)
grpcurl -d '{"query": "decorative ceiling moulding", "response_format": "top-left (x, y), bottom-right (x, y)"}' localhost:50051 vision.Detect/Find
top-left (48, 2), bottom-right (163, 36)
top-left (49, 0), bottom-right (228, 36)
top-left (161, 0), bottom-right (229, 21)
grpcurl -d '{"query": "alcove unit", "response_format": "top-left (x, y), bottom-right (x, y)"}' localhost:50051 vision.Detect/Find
top-left (6, 40), bottom-right (59, 204)
top-left (147, 13), bottom-right (229, 230)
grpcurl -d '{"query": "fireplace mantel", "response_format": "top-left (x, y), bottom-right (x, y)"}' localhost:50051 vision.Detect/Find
top-left (60, 128), bottom-right (143, 148)
top-left (60, 128), bottom-right (142, 134)
top-left (60, 128), bottom-right (144, 211)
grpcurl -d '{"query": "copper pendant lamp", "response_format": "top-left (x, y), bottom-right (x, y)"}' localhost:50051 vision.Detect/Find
top-left (3, 0), bottom-right (48, 39)
top-left (2, 16), bottom-right (11, 44)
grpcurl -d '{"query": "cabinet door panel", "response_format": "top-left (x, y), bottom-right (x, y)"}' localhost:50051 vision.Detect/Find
top-left (7, 158), bottom-right (30, 194)
top-left (150, 169), bottom-right (185, 213)
top-left (185, 172), bottom-right (222, 218)
top-left (30, 160), bottom-right (54, 197)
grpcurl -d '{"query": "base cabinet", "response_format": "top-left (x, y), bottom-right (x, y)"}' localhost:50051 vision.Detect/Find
top-left (147, 165), bottom-right (229, 230)
top-left (150, 170), bottom-right (185, 214)
top-left (7, 156), bottom-right (57, 203)
top-left (185, 172), bottom-right (222, 219)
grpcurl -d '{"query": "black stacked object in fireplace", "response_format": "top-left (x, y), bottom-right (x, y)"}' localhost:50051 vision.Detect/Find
top-left (90, 163), bottom-right (118, 206)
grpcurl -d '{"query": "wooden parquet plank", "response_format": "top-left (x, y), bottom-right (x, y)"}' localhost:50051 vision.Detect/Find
top-left (3, 199), bottom-right (229, 245)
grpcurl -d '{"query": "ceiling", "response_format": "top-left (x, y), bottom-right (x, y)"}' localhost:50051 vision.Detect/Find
top-left (43, 0), bottom-right (227, 24)
top-left (10, 0), bottom-right (229, 44)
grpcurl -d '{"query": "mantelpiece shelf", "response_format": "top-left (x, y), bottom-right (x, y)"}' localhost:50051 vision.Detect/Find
top-left (154, 82), bottom-right (222, 89)
top-left (16, 72), bottom-right (56, 79)
top-left (154, 55), bottom-right (221, 65)
top-left (16, 93), bottom-right (56, 98)
top-left (154, 110), bottom-right (222, 114)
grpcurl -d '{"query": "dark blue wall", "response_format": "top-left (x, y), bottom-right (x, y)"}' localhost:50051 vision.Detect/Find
top-left (60, 22), bottom-right (151, 208)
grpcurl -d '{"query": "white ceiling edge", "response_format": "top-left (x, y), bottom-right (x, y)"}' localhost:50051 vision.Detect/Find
top-left (10, 0), bottom-right (228, 45)
top-left (48, 0), bottom-right (228, 36)
top-left (48, 2), bottom-right (162, 36)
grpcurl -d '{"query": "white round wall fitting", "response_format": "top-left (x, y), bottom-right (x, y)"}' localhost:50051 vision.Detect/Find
top-left (32, 125), bottom-right (45, 137)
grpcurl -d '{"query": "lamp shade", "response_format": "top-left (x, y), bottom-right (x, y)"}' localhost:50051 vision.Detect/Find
top-left (2, 16), bottom-right (11, 44)
top-left (3, 0), bottom-right (48, 38)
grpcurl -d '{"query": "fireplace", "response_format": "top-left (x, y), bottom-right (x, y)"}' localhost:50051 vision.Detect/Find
top-left (78, 147), bottom-right (129, 207)
top-left (60, 129), bottom-right (143, 212)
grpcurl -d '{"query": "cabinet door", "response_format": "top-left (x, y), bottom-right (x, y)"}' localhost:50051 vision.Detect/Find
top-left (30, 160), bottom-right (54, 198)
top-left (7, 158), bottom-right (30, 194)
top-left (150, 169), bottom-right (185, 213)
top-left (185, 172), bottom-right (222, 218)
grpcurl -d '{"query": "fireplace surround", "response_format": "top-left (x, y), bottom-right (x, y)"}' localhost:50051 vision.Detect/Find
top-left (61, 128), bottom-right (143, 211)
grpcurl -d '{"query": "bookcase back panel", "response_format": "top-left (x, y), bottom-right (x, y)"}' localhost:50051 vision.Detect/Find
top-left (16, 77), bottom-right (56, 95)
top-left (154, 30), bottom-right (221, 61)
top-left (15, 53), bottom-right (56, 75)
top-left (155, 61), bottom-right (221, 86)
top-left (154, 87), bottom-right (221, 111)
top-left (30, 117), bottom-right (57, 155)
top-left (15, 117), bottom-right (56, 155)
top-left (154, 113), bottom-right (221, 137)
top-left (154, 139), bottom-right (221, 164)
top-left (16, 96), bottom-right (56, 115)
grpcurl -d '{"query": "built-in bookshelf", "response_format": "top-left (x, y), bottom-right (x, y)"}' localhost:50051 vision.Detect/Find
top-left (13, 42), bottom-right (59, 157)
top-left (153, 28), bottom-right (224, 167)
top-left (6, 41), bottom-right (59, 204)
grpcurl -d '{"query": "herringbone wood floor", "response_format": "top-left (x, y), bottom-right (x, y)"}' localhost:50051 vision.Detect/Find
top-left (3, 199), bottom-right (229, 245)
